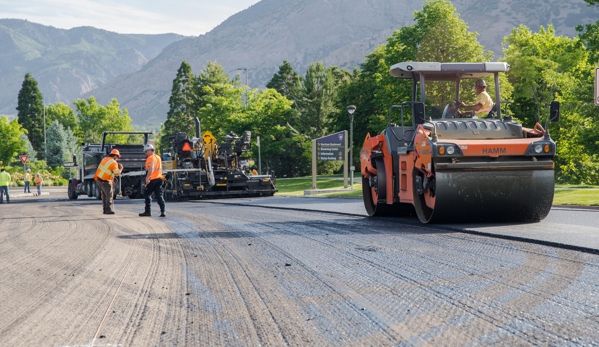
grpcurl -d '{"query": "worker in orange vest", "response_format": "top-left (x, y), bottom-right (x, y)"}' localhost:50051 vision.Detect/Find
top-left (94, 149), bottom-right (123, 214)
top-left (139, 144), bottom-right (166, 217)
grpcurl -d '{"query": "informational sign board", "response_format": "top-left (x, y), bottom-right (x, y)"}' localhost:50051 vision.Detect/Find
top-left (19, 155), bottom-right (29, 164)
top-left (63, 162), bottom-right (78, 167)
top-left (315, 131), bottom-right (345, 161)
top-left (595, 68), bottom-right (599, 106)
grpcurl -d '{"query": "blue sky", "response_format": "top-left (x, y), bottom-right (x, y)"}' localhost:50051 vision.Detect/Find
top-left (0, 0), bottom-right (261, 36)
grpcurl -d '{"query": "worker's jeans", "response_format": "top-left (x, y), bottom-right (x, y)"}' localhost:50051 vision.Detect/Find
top-left (0, 186), bottom-right (9, 203)
top-left (24, 181), bottom-right (30, 193)
top-left (143, 179), bottom-right (165, 214)
top-left (98, 180), bottom-right (114, 213)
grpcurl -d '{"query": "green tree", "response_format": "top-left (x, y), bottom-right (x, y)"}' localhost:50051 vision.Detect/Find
top-left (159, 61), bottom-right (197, 151)
top-left (0, 116), bottom-right (26, 165)
top-left (295, 62), bottom-right (339, 138)
top-left (46, 120), bottom-right (67, 168)
top-left (239, 88), bottom-right (299, 176)
top-left (504, 25), bottom-right (597, 183)
top-left (194, 62), bottom-right (245, 139)
top-left (16, 73), bottom-right (44, 157)
top-left (73, 97), bottom-right (134, 143)
top-left (20, 134), bottom-right (38, 163)
top-left (266, 61), bottom-right (302, 102)
top-left (46, 102), bottom-right (78, 133)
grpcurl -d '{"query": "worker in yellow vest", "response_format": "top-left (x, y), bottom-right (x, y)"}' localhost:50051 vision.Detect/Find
top-left (24, 169), bottom-right (31, 193)
top-left (0, 168), bottom-right (11, 204)
top-left (139, 144), bottom-right (166, 217)
top-left (94, 149), bottom-right (123, 214)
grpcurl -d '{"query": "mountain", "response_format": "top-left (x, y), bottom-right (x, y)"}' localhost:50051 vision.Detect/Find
top-left (3, 0), bottom-right (598, 126)
top-left (0, 19), bottom-right (185, 117)
top-left (89, 0), bottom-right (599, 126)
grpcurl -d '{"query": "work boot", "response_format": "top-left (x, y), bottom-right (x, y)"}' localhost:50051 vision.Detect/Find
top-left (160, 212), bottom-right (166, 218)
top-left (105, 211), bottom-right (116, 215)
top-left (139, 212), bottom-right (152, 217)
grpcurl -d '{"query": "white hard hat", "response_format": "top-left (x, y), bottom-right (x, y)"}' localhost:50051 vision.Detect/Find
top-left (27, 169), bottom-right (31, 172)
top-left (143, 144), bottom-right (155, 152)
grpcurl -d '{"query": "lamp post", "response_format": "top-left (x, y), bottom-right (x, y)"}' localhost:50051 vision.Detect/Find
top-left (346, 105), bottom-right (356, 189)
top-left (42, 92), bottom-right (46, 161)
top-left (235, 67), bottom-right (248, 106)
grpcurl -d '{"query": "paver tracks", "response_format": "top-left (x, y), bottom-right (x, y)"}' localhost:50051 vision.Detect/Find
top-left (1, 200), bottom-right (599, 346)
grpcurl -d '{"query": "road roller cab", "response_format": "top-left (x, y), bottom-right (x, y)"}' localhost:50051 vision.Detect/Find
top-left (360, 62), bottom-right (560, 223)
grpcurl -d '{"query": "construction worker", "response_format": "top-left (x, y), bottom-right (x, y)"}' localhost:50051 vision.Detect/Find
top-left (24, 169), bottom-right (31, 193)
top-left (0, 168), bottom-right (11, 204)
top-left (34, 173), bottom-right (42, 195)
top-left (139, 144), bottom-right (166, 217)
top-left (458, 78), bottom-right (494, 118)
top-left (94, 149), bottom-right (123, 214)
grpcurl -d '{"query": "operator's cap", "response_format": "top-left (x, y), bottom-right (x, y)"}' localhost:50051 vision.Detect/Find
top-left (110, 149), bottom-right (121, 158)
top-left (143, 144), bottom-right (155, 152)
top-left (474, 79), bottom-right (487, 87)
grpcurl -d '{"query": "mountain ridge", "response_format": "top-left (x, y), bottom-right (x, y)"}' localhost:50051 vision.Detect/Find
top-left (0, 19), bottom-right (186, 117)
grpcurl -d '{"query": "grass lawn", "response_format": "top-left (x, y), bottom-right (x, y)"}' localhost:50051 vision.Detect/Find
top-left (276, 177), bottom-right (598, 206)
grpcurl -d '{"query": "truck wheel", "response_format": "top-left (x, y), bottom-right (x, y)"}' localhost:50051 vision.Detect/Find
top-left (68, 181), bottom-right (78, 200)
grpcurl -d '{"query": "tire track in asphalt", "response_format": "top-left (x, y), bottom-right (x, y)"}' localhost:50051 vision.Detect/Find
top-left (0, 203), bottom-right (117, 341)
top-left (163, 211), bottom-right (293, 346)
top-left (189, 205), bottom-right (599, 346)
top-left (170, 207), bottom-right (399, 346)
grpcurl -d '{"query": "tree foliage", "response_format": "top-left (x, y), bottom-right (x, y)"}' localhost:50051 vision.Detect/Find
top-left (73, 97), bottom-right (134, 144)
top-left (46, 120), bottom-right (67, 168)
top-left (266, 61), bottom-right (302, 101)
top-left (46, 102), bottom-right (77, 133)
top-left (504, 25), bottom-right (598, 183)
top-left (0, 116), bottom-right (26, 165)
top-left (159, 61), bottom-right (197, 151)
top-left (16, 73), bottom-right (45, 158)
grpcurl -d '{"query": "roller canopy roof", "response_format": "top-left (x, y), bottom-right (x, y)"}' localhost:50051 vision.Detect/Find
top-left (389, 62), bottom-right (510, 81)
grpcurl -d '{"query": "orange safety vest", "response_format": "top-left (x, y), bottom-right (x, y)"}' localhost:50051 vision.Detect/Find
top-left (145, 154), bottom-right (163, 180)
top-left (34, 176), bottom-right (42, 186)
top-left (94, 157), bottom-right (122, 181)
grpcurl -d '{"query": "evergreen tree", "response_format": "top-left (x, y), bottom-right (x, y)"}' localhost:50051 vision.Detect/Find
top-left (266, 61), bottom-right (302, 102)
top-left (20, 134), bottom-right (38, 163)
top-left (159, 61), bottom-right (197, 151)
top-left (295, 62), bottom-right (338, 138)
top-left (46, 120), bottom-right (67, 168)
top-left (16, 73), bottom-right (45, 158)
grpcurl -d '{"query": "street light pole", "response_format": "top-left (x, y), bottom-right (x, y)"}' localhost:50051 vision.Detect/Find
top-left (42, 92), bottom-right (46, 161)
top-left (346, 105), bottom-right (356, 189)
top-left (235, 67), bottom-right (248, 106)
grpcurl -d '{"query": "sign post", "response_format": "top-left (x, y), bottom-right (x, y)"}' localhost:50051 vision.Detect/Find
top-left (19, 155), bottom-right (29, 178)
top-left (312, 130), bottom-right (348, 189)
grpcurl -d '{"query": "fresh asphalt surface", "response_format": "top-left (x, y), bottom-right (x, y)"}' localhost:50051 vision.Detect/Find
top-left (2, 187), bottom-right (599, 346)
top-left (200, 195), bottom-right (599, 253)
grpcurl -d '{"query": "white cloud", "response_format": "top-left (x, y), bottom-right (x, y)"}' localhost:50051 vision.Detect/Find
top-left (0, 0), bottom-right (260, 35)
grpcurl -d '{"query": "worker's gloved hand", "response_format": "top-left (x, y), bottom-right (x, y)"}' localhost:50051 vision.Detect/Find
top-left (118, 163), bottom-right (123, 170)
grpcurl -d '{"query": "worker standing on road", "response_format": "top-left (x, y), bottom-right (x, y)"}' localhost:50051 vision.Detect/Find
top-left (139, 144), bottom-right (166, 217)
top-left (0, 168), bottom-right (11, 204)
top-left (93, 149), bottom-right (123, 215)
top-left (24, 169), bottom-right (31, 193)
top-left (34, 173), bottom-right (42, 195)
